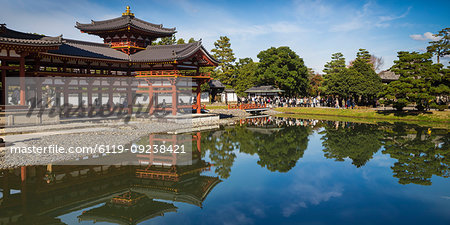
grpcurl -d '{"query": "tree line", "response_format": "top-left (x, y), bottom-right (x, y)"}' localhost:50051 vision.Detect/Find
top-left (198, 120), bottom-right (449, 185)
top-left (153, 27), bottom-right (449, 111)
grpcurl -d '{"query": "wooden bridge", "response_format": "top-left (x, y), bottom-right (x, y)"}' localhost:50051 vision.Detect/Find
top-left (227, 103), bottom-right (268, 114)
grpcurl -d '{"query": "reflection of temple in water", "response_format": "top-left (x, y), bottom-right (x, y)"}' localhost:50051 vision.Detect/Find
top-left (0, 133), bottom-right (220, 225)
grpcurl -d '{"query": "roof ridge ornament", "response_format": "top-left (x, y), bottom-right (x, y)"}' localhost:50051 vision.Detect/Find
top-left (122, 6), bottom-right (135, 17)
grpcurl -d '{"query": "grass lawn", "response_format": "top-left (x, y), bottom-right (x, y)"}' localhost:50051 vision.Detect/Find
top-left (205, 105), bottom-right (228, 110)
top-left (274, 107), bottom-right (450, 129)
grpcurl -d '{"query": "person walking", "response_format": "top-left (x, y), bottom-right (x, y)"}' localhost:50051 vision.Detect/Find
top-left (11, 88), bottom-right (20, 105)
top-left (26, 86), bottom-right (36, 107)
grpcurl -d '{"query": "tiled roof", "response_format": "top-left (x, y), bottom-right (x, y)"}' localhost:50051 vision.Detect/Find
top-left (46, 39), bottom-right (218, 63)
top-left (245, 85), bottom-right (283, 93)
top-left (1, 25), bottom-right (218, 64)
top-left (379, 70), bottom-right (400, 81)
top-left (75, 15), bottom-right (176, 36)
top-left (0, 24), bottom-right (62, 46)
top-left (208, 79), bottom-right (225, 88)
top-left (48, 39), bottom-right (129, 60)
top-left (131, 41), bottom-right (214, 63)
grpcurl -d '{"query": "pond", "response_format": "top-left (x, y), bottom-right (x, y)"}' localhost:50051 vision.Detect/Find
top-left (0, 117), bottom-right (449, 225)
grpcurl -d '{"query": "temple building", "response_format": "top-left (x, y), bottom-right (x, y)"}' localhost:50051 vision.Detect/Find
top-left (0, 6), bottom-right (218, 116)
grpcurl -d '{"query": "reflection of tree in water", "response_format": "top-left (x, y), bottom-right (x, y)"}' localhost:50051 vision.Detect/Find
top-left (321, 122), bottom-right (383, 168)
top-left (239, 126), bottom-right (311, 173)
top-left (200, 124), bottom-right (311, 177)
top-left (200, 127), bottom-right (237, 179)
top-left (382, 124), bottom-right (449, 185)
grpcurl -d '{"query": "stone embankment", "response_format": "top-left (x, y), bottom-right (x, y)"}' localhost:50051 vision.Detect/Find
top-left (0, 109), bottom-right (279, 168)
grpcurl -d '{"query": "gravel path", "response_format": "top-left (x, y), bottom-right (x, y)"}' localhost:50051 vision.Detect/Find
top-left (0, 109), bottom-right (275, 168)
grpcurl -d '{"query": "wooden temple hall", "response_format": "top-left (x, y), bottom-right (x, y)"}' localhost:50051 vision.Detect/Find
top-left (0, 6), bottom-right (219, 117)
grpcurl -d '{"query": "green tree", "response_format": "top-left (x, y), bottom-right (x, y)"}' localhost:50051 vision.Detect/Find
top-left (200, 128), bottom-right (237, 179)
top-left (325, 67), bottom-right (361, 98)
top-left (349, 49), bottom-right (383, 105)
top-left (323, 52), bottom-right (346, 76)
top-left (238, 125), bottom-right (310, 173)
top-left (188, 38), bottom-right (196, 43)
top-left (234, 58), bottom-right (258, 96)
top-left (380, 51), bottom-right (442, 111)
top-left (177, 38), bottom-right (186, 44)
top-left (427, 28), bottom-right (450, 64)
top-left (356, 48), bottom-right (371, 61)
top-left (382, 124), bottom-right (449, 185)
top-left (153, 35), bottom-right (177, 45)
top-left (252, 126), bottom-right (310, 172)
top-left (321, 122), bottom-right (383, 168)
top-left (257, 46), bottom-right (309, 96)
top-left (323, 52), bottom-right (346, 95)
top-left (211, 36), bottom-right (236, 87)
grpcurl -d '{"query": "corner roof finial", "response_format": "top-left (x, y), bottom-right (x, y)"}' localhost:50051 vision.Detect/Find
top-left (122, 6), bottom-right (134, 17)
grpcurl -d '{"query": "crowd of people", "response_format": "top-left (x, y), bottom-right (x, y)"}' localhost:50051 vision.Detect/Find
top-left (237, 95), bottom-right (358, 109)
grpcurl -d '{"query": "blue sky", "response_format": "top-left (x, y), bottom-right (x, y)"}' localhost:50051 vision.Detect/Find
top-left (1, 0), bottom-right (449, 72)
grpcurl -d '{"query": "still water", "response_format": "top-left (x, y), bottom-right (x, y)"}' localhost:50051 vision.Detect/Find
top-left (0, 117), bottom-right (449, 225)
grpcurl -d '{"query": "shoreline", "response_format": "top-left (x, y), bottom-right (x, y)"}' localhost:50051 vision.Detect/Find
top-left (1, 108), bottom-right (448, 168)
top-left (274, 107), bottom-right (450, 129)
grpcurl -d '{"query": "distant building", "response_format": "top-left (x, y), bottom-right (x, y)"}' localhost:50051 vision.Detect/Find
top-left (208, 79), bottom-right (225, 102)
top-left (245, 85), bottom-right (284, 98)
top-left (379, 70), bottom-right (400, 84)
top-left (221, 88), bottom-right (239, 102)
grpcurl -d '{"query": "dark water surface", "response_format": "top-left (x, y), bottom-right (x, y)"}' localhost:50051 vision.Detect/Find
top-left (1, 117), bottom-right (449, 225)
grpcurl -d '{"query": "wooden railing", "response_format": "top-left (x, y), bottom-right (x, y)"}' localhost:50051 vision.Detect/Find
top-left (136, 70), bottom-right (211, 77)
top-left (110, 41), bottom-right (142, 48)
top-left (228, 103), bottom-right (267, 110)
top-left (192, 104), bottom-right (206, 110)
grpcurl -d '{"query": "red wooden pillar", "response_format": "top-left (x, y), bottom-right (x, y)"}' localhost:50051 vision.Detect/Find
top-left (196, 132), bottom-right (201, 152)
top-left (63, 78), bottom-right (69, 106)
top-left (126, 78), bottom-right (132, 114)
top-left (87, 78), bottom-right (93, 108)
top-left (98, 89), bottom-right (102, 106)
top-left (171, 78), bottom-right (177, 115)
top-left (108, 78), bottom-right (113, 108)
top-left (196, 81), bottom-right (201, 114)
top-left (21, 166), bottom-right (27, 182)
top-left (36, 77), bottom-right (42, 107)
top-left (1, 60), bottom-right (6, 106)
top-left (20, 166), bottom-right (27, 214)
top-left (149, 84), bottom-right (154, 115)
top-left (19, 56), bottom-right (26, 105)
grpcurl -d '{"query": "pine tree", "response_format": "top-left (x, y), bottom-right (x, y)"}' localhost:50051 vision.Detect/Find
top-left (176, 38), bottom-right (186, 44)
top-left (381, 51), bottom-right (441, 111)
top-left (323, 52), bottom-right (346, 76)
top-left (234, 58), bottom-right (258, 96)
top-left (188, 38), bottom-right (196, 43)
top-left (323, 52), bottom-right (346, 96)
top-left (153, 35), bottom-right (176, 45)
top-left (211, 36), bottom-right (236, 87)
top-left (349, 49), bottom-right (383, 105)
top-left (427, 28), bottom-right (450, 64)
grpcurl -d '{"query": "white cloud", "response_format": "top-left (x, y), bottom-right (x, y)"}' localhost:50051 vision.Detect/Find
top-left (222, 22), bottom-right (307, 37)
top-left (330, 2), bottom-right (411, 32)
top-left (410, 32), bottom-right (441, 41)
top-left (281, 167), bottom-right (343, 217)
